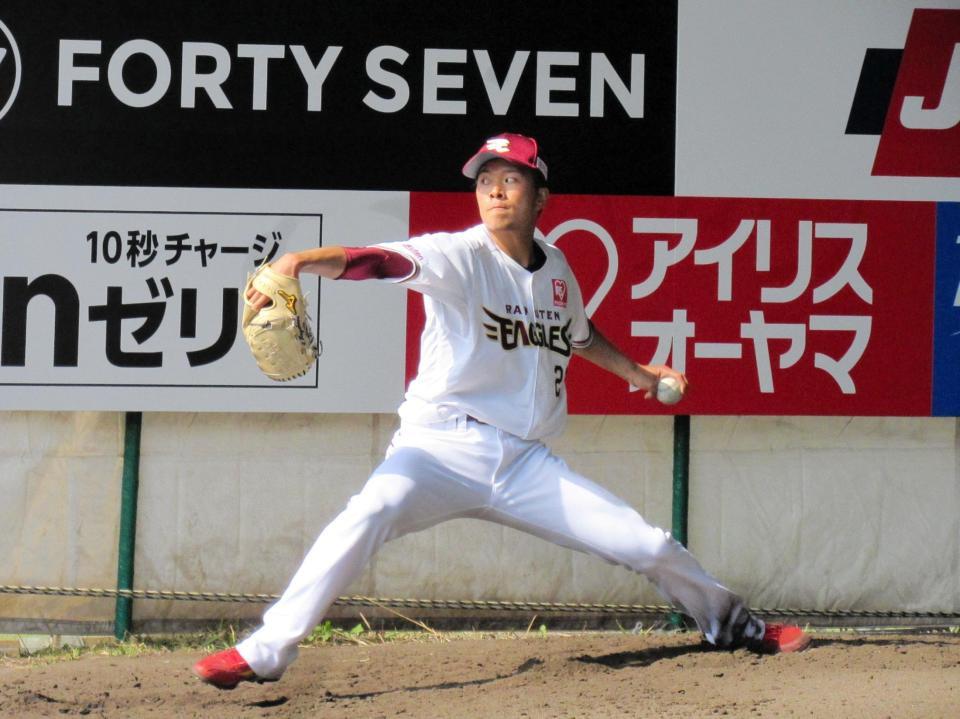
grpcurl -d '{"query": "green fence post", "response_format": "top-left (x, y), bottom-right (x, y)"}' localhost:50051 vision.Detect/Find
top-left (115, 411), bottom-right (143, 641)
top-left (669, 414), bottom-right (690, 629)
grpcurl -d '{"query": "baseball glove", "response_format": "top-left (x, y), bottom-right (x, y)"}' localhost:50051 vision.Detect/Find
top-left (242, 264), bottom-right (319, 381)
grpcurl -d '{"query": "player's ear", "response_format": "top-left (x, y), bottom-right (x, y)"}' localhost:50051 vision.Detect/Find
top-left (535, 187), bottom-right (549, 213)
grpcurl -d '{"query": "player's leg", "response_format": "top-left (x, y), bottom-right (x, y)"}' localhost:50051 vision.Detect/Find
top-left (233, 426), bottom-right (490, 679)
top-left (485, 436), bottom-right (762, 648)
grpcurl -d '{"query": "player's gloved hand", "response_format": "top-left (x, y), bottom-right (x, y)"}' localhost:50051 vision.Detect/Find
top-left (245, 253), bottom-right (301, 312)
top-left (241, 262), bottom-right (319, 381)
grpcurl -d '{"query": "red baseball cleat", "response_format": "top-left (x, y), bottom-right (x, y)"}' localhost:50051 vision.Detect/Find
top-left (758, 623), bottom-right (811, 653)
top-left (192, 647), bottom-right (271, 689)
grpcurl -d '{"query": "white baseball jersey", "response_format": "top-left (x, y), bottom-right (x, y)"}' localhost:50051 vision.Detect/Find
top-left (378, 224), bottom-right (593, 440)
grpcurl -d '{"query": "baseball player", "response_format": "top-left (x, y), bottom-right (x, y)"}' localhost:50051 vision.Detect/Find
top-left (194, 133), bottom-right (809, 689)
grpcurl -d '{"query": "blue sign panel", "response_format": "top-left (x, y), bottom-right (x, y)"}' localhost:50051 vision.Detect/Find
top-left (933, 203), bottom-right (960, 416)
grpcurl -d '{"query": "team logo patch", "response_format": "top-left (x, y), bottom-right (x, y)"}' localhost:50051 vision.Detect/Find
top-left (486, 138), bottom-right (511, 153)
top-left (400, 242), bottom-right (424, 262)
top-left (276, 289), bottom-right (298, 313)
top-left (552, 279), bottom-right (568, 308)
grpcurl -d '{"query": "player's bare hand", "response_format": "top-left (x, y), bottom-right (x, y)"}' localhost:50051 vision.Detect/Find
top-left (642, 365), bottom-right (688, 400)
top-left (268, 253), bottom-right (301, 279)
top-left (245, 254), bottom-right (301, 311)
top-left (244, 282), bottom-right (272, 312)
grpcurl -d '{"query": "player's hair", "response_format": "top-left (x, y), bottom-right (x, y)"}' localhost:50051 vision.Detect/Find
top-left (530, 168), bottom-right (549, 190)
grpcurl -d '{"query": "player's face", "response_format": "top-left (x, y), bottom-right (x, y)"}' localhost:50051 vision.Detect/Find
top-left (475, 160), bottom-right (548, 235)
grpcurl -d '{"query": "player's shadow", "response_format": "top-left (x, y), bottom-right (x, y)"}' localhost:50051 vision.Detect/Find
top-left (308, 657), bottom-right (545, 703)
top-left (573, 635), bottom-right (960, 666)
top-left (573, 642), bottom-right (709, 669)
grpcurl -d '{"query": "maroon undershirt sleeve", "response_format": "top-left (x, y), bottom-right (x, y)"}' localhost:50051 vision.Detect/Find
top-left (338, 246), bottom-right (415, 280)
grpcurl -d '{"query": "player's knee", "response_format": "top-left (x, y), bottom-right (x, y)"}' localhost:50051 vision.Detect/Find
top-left (347, 481), bottom-right (410, 529)
top-left (628, 526), bottom-right (677, 574)
top-left (348, 494), bottom-right (397, 526)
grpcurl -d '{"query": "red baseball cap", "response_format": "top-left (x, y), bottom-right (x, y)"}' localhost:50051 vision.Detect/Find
top-left (462, 132), bottom-right (548, 181)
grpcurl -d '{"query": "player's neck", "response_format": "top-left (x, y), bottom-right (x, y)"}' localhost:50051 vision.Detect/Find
top-left (487, 228), bottom-right (537, 268)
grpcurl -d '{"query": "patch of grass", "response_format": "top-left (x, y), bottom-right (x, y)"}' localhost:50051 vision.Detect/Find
top-left (811, 625), bottom-right (960, 636)
top-left (304, 620), bottom-right (368, 646)
top-left (302, 609), bottom-right (462, 647)
top-left (9, 622), bottom-right (246, 664)
top-left (2, 620), bottom-right (667, 665)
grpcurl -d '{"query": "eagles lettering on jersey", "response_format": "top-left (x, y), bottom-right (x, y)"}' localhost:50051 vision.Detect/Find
top-left (481, 307), bottom-right (573, 357)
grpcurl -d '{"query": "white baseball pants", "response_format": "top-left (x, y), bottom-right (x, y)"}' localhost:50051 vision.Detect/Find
top-left (238, 417), bottom-right (757, 678)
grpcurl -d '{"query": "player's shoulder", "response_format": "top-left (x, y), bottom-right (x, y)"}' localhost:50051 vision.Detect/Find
top-left (539, 239), bottom-right (566, 260)
top-left (538, 238), bottom-right (575, 270)
top-left (411, 224), bottom-right (484, 246)
top-left (409, 224), bottom-right (487, 259)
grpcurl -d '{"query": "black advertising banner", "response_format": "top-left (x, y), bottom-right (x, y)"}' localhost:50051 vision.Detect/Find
top-left (0, 1), bottom-right (677, 194)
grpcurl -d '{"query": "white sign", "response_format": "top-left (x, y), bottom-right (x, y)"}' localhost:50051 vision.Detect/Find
top-left (0, 185), bottom-right (410, 412)
top-left (675, 0), bottom-right (960, 201)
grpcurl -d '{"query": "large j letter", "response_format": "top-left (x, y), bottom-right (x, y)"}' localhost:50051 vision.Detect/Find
top-left (900, 43), bottom-right (960, 130)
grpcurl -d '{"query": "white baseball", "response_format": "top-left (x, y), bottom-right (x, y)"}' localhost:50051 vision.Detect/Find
top-left (656, 376), bottom-right (683, 405)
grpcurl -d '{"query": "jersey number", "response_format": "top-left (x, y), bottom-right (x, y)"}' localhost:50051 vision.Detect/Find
top-left (554, 365), bottom-right (564, 397)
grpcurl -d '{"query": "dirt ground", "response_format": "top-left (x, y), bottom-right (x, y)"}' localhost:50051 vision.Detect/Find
top-left (1, 630), bottom-right (959, 718)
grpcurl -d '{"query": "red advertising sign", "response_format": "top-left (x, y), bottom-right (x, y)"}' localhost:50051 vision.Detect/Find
top-left (409, 193), bottom-right (936, 415)
top-left (872, 8), bottom-right (960, 178)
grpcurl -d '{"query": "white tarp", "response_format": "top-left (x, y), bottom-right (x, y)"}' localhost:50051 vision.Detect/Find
top-left (2, 412), bottom-right (957, 630)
